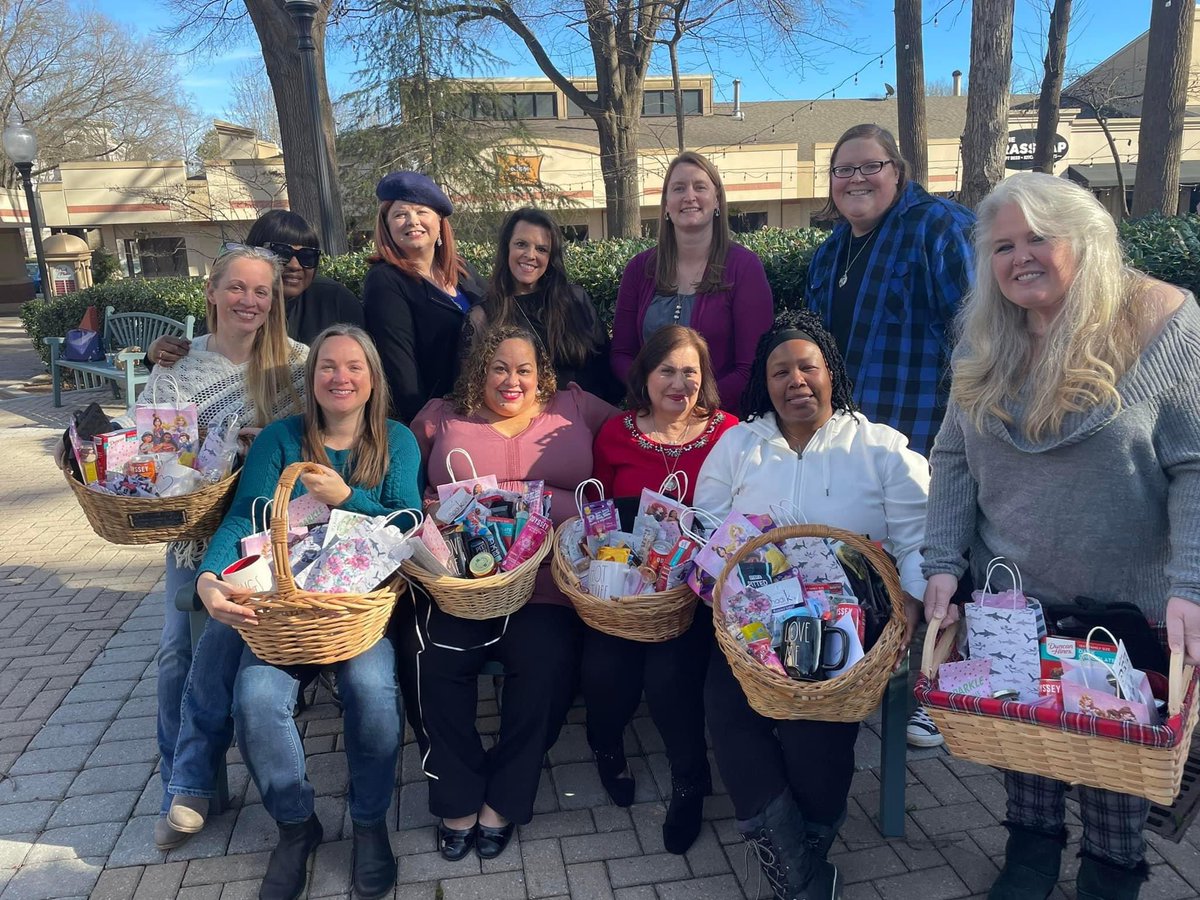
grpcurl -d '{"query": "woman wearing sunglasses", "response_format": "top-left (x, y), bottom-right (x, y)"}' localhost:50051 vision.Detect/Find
top-left (147, 210), bottom-right (364, 365)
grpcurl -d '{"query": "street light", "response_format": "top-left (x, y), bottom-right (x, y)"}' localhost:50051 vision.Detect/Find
top-left (284, 0), bottom-right (345, 256)
top-left (3, 112), bottom-right (50, 300)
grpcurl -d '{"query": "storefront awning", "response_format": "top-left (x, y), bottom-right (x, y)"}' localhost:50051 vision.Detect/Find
top-left (1066, 161), bottom-right (1200, 189)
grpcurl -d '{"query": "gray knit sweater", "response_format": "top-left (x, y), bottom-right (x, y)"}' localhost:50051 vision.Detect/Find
top-left (921, 297), bottom-right (1200, 623)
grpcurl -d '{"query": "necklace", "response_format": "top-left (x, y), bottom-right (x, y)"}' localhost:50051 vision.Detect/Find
top-left (643, 415), bottom-right (699, 483)
top-left (838, 228), bottom-right (878, 288)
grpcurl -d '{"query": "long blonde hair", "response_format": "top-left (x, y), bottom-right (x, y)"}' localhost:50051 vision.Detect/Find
top-left (205, 246), bottom-right (301, 427)
top-left (302, 326), bottom-right (392, 489)
top-left (953, 173), bottom-right (1148, 442)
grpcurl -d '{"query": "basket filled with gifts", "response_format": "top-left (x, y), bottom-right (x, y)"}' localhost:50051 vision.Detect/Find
top-left (914, 558), bottom-right (1200, 805)
top-left (551, 477), bottom-right (700, 643)
top-left (227, 461), bottom-right (417, 667)
top-left (60, 396), bottom-right (241, 545)
top-left (401, 449), bottom-right (554, 621)
top-left (709, 513), bottom-right (908, 722)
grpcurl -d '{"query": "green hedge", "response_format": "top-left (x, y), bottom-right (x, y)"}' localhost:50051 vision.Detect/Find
top-left (22, 216), bottom-right (1200, 369)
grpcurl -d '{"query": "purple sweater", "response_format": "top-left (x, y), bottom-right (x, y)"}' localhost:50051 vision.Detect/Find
top-left (610, 242), bottom-right (774, 413)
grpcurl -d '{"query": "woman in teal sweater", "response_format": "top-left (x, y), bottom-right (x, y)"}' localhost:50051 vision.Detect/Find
top-left (168, 325), bottom-right (421, 900)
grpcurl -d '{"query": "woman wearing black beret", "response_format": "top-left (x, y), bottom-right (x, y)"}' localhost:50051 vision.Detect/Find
top-left (362, 171), bottom-right (488, 423)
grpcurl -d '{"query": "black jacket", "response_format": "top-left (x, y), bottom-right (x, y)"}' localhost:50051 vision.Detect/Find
top-left (285, 275), bottom-right (365, 345)
top-left (362, 261), bottom-right (487, 423)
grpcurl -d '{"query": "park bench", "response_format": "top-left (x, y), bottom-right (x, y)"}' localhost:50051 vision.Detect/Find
top-left (45, 306), bottom-right (196, 411)
top-left (174, 584), bottom-right (911, 835)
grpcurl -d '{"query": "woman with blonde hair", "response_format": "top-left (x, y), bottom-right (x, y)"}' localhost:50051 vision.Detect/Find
top-left (610, 151), bottom-right (773, 413)
top-left (922, 172), bottom-right (1200, 900)
top-left (145, 246), bottom-right (307, 850)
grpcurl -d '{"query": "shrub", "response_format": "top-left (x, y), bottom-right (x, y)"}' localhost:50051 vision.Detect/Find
top-left (1119, 214), bottom-right (1200, 299)
top-left (90, 248), bottom-right (123, 286)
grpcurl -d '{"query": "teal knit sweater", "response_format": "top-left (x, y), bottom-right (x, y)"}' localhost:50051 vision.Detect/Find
top-left (198, 415), bottom-right (424, 578)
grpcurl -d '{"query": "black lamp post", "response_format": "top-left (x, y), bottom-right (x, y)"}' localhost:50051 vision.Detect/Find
top-left (284, 0), bottom-right (345, 255)
top-left (3, 113), bottom-right (50, 300)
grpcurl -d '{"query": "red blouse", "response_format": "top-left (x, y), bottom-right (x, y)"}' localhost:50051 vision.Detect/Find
top-left (592, 410), bottom-right (738, 506)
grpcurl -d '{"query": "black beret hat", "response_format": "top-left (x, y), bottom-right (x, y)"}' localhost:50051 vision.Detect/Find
top-left (374, 171), bottom-right (454, 217)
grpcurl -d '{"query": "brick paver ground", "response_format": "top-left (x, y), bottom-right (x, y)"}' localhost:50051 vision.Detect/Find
top-left (1, 316), bottom-right (1199, 899)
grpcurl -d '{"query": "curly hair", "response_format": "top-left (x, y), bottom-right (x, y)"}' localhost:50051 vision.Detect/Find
top-left (740, 309), bottom-right (856, 421)
top-left (450, 324), bottom-right (558, 415)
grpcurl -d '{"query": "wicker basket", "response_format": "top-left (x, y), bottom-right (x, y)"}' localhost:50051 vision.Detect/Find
top-left (916, 617), bottom-right (1200, 805)
top-left (230, 462), bottom-right (405, 666)
top-left (550, 516), bottom-right (697, 643)
top-left (62, 456), bottom-right (239, 545)
top-left (400, 521), bottom-right (552, 621)
top-left (712, 524), bottom-right (909, 722)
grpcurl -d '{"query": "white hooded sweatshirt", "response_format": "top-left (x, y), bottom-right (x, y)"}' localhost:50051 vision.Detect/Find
top-left (693, 410), bottom-right (930, 597)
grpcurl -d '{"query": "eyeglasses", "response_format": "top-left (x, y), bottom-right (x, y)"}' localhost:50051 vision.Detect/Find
top-left (220, 241), bottom-right (320, 269)
top-left (830, 159), bottom-right (895, 179)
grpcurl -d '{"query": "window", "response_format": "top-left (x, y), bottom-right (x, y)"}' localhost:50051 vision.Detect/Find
top-left (730, 211), bottom-right (768, 234)
top-left (641, 90), bottom-right (702, 117)
top-left (137, 237), bottom-right (188, 277)
top-left (561, 223), bottom-right (589, 242)
top-left (567, 92), bottom-right (600, 118)
top-left (470, 92), bottom-right (556, 120)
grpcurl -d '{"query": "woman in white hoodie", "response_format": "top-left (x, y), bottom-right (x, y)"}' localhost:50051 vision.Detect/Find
top-left (694, 310), bottom-right (927, 900)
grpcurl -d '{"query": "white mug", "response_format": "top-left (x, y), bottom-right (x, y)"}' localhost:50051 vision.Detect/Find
top-left (221, 554), bottom-right (275, 593)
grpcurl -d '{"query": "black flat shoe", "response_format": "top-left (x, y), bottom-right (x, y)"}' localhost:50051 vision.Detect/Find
top-left (436, 820), bottom-right (476, 861)
top-left (593, 748), bottom-right (635, 807)
top-left (475, 821), bottom-right (515, 860)
top-left (351, 821), bottom-right (396, 899)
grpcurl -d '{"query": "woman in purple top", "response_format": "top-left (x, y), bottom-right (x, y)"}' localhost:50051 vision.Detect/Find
top-left (410, 324), bottom-right (616, 863)
top-left (610, 151), bottom-right (774, 413)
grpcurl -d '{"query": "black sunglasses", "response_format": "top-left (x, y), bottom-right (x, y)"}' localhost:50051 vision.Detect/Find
top-left (220, 241), bottom-right (320, 269)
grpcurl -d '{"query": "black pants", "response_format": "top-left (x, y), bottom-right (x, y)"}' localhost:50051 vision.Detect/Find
top-left (704, 641), bottom-right (858, 825)
top-left (580, 603), bottom-right (712, 786)
top-left (414, 591), bottom-right (582, 824)
top-left (389, 594), bottom-right (425, 752)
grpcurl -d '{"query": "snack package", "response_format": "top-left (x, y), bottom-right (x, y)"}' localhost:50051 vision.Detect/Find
top-left (94, 427), bottom-right (140, 477)
top-left (1039, 635), bottom-right (1119, 680)
top-left (747, 637), bottom-right (787, 674)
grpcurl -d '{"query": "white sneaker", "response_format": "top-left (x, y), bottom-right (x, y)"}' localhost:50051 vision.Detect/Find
top-left (906, 708), bottom-right (945, 748)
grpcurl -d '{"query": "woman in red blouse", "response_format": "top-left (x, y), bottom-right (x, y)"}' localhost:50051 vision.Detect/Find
top-left (587, 325), bottom-right (737, 855)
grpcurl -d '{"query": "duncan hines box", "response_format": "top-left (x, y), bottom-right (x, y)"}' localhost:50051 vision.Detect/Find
top-left (1040, 635), bottom-right (1118, 680)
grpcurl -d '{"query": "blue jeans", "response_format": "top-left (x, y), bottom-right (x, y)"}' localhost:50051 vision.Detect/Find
top-left (157, 552), bottom-right (195, 814)
top-left (168, 618), bottom-right (244, 798)
top-left (233, 635), bottom-right (401, 826)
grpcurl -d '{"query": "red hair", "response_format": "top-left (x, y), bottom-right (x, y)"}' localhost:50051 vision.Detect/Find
top-left (368, 200), bottom-right (465, 286)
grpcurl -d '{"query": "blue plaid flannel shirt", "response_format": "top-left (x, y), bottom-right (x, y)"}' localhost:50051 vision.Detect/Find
top-left (806, 182), bottom-right (975, 457)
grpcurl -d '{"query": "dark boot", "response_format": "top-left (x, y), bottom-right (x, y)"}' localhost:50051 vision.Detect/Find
top-left (662, 768), bottom-right (712, 855)
top-left (351, 821), bottom-right (396, 900)
top-left (593, 746), bottom-right (635, 807)
top-left (260, 814), bottom-right (323, 900)
top-left (987, 823), bottom-right (1067, 900)
top-left (738, 790), bottom-right (840, 900)
top-left (1076, 854), bottom-right (1149, 900)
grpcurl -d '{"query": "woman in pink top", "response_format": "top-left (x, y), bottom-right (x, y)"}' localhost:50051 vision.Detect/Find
top-left (411, 324), bottom-right (616, 863)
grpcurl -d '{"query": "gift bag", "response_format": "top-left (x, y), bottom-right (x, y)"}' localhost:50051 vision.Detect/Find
top-left (436, 448), bottom-right (498, 504)
top-left (638, 472), bottom-right (690, 524)
top-left (240, 498), bottom-right (309, 562)
top-left (1060, 628), bottom-right (1157, 724)
top-left (576, 479), bottom-right (619, 557)
top-left (136, 375), bottom-right (199, 455)
top-left (964, 558), bottom-right (1046, 700)
top-left (301, 509), bottom-right (421, 594)
top-left (63, 306), bottom-right (105, 362)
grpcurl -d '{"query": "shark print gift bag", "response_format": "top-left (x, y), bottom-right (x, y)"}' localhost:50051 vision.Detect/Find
top-left (964, 557), bottom-right (1047, 701)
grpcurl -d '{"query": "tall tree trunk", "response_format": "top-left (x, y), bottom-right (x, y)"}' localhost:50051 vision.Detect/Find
top-left (959, 0), bottom-right (1014, 209)
top-left (669, 38), bottom-right (685, 153)
top-left (1132, 0), bottom-right (1194, 217)
top-left (245, 0), bottom-right (347, 253)
top-left (596, 110), bottom-right (642, 237)
top-left (1032, 0), bottom-right (1071, 173)
top-left (1096, 113), bottom-right (1129, 219)
top-left (894, 0), bottom-right (928, 187)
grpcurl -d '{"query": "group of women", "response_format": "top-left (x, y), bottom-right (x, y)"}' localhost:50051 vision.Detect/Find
top-left (129, 124), bottom-right (1200, 900)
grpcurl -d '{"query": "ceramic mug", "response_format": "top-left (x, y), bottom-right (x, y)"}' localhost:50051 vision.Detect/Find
top-left (221, 554), bottom-right (274, 593)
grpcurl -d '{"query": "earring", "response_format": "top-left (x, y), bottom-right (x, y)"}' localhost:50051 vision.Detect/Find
top-left (714, 207), bottom-right (720, 217)
top-left (436, 237), bottom-right (443, 247)
top-left (665, 212), bottom-right (671, 221)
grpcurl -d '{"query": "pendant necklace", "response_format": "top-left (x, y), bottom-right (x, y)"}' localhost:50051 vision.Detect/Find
top-left (839, 227), bottom-right (878, 288)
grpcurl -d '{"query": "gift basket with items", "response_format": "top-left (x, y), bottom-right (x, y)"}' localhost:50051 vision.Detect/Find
top-left (224, 461), bottom-right (418, 666)
top-left (60, 383), bottom-right (242, 545)
top-left (401, 449), bottom-right (554, 620)
top-left (551, 477), bottom-right (700, 643)
top-left (708, 506), bottom-right (908, 722)
top-left (915, 558), bottom-right (1200, 804)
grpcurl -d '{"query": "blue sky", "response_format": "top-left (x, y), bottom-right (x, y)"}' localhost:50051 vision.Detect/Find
top-left (96, 0), bottom-right (1148, 119)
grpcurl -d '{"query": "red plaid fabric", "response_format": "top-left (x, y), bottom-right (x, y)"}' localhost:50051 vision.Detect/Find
top-left (914, 669), bottom-right (1197, 749)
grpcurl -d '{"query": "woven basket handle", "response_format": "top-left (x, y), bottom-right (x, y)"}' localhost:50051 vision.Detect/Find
top-left (269, 461), bottom-right (327, 593)
top-left (711, 523), bottom-right (908, 637)
top-left (1170, 650), bottom-right (1186, 717)
top-left (920, 616), bottom-right (960, 679)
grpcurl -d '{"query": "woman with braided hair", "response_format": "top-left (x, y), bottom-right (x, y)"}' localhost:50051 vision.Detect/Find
top-left (694, 310), bottom-right (928, 900)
